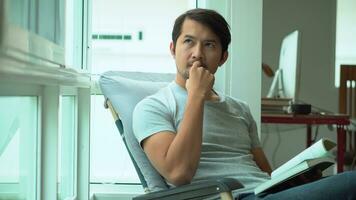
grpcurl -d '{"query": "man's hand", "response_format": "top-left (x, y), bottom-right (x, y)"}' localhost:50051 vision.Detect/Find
top-left (185, 61), bottom-right (214, 100)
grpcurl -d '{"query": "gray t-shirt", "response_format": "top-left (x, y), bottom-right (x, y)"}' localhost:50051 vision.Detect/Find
top-left (133, 81), bottom-right (270, 193)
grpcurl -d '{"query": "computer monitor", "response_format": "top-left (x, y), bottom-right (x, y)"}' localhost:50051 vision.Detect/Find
top-left (267, 30), bottom-right (301, 101)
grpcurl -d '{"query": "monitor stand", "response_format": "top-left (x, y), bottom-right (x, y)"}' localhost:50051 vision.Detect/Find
top-left (266, 68), bottom-right (286, 98)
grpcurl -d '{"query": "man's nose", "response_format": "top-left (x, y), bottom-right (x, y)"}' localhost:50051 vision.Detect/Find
top-left (192, 44), bottom-right (204, 60)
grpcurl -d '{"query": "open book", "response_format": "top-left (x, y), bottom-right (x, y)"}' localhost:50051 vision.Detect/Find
top-left (254, 138), bottom-right (336, 195)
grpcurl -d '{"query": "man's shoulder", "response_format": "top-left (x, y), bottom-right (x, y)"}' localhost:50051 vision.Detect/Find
top-left (135, 84), bottom-right (173, 111)
top-left (223, 95), bottom-right (250, 110)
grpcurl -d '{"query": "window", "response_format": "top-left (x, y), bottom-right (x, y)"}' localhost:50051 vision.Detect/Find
top-left (90, 0), bottom-right (195, 186)
top-left (0, 0), bottom-right (91, 199)
top-left (65, 1), bottom-right (89, 69)
top-left (1, 0), bottom-right (65, 66)
top-left (335, 0), bottom-right (356, 86)
top-left (58, 95), bottom-right (77, 200)
top-left (0, 96), bottom-right (39, 199)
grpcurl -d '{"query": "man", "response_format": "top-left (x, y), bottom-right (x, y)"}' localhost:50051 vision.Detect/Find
top-left (133, 8), bottom-right (356, 200)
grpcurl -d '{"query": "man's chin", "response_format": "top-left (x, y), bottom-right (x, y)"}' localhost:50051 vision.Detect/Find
top-left (176, 70), bottom-right (189, 80)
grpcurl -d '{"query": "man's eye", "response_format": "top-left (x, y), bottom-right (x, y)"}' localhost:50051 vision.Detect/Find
top-left (205, 42), bottom-right (215, 48)
top-left (184, 39), bottom-right (193, 44)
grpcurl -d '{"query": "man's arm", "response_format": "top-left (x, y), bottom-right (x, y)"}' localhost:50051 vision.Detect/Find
top-left (142, 64), bottom-right (214, 186)
top-left (251, 147), bottom-right (272, 175)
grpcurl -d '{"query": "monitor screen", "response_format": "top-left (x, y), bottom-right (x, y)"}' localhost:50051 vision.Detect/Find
top-left (267, 30), bottom-right (301, 101)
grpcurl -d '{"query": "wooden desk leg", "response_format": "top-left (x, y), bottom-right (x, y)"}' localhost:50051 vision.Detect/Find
top-left (337, 125), bottom-right (346, 173)
top-left (307, 125), bottom-right (312, 147)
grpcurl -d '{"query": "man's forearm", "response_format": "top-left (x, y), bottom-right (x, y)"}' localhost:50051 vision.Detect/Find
top-left (143, 64), bottom-right (214, 185)
top-left (163, 94), bottom-right (204, 185)
top-left (251, 148), bottom-right (272, 175)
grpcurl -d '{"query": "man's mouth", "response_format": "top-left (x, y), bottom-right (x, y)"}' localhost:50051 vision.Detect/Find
top-left (188, 62), bottom-right (207, 68)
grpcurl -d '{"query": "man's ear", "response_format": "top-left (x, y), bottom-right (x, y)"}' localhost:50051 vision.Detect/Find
top-left (219, 51), bottom-right (229, 66)
top-left (170, 42), bottom-right (175, 58)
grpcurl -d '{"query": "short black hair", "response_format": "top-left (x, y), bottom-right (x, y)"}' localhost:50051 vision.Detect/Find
top-left (172, 8), bottom-right (231, 53)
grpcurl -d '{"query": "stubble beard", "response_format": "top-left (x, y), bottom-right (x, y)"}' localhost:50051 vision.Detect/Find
top-left (182, 69), bottom-right (189, 80)
top-left (177, 67), bottom-right (190, 80)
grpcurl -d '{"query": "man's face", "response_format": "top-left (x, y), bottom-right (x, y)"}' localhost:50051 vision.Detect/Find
top-left (170, 19), bottom-right (228, 81)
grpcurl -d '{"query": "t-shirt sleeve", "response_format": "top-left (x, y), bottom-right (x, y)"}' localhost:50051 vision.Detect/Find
top-left (133, 97), bottom-right (176, 146)
top-left (248, 117), bottom-right (261, 148)
top-left (242, 102), bottom-right (262, 149)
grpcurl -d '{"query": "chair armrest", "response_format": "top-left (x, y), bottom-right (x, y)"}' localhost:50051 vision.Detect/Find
top-left (133, 178), bottom-right (243, 200)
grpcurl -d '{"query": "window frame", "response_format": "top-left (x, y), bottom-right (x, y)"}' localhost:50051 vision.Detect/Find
top-left (0, 0), bottom-right (91, 200)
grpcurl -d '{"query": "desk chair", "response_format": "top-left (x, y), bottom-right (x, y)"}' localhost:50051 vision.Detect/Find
top-left (339, 65), bottom-right (356, 169)
top-left (99, 71), bottom-right (243, 200)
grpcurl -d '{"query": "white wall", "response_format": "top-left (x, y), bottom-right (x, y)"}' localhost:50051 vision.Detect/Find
top-left (262, 0), bottom-right (338, 169)
top-left (229, 0), bottom-right (263, 134)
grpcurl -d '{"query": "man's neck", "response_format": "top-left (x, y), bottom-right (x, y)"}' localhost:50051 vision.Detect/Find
top-left (175, 76), bottom-right (186, 89)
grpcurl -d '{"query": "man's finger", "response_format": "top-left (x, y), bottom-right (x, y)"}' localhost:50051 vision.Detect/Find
top-left (192, 60), bottom-right (202, 68)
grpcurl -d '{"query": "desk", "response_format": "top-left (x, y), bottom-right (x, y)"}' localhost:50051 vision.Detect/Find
top-left (261, 113), bottom-right (350, 173)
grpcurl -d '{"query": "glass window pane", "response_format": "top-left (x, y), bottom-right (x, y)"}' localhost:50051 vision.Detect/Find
top-left (91, 0), bottom-right (192, 74)
top-left (2, 0), bottom-right (66, 66)
top-left (7, 0), bottom-right (30, 30)
top-left (90, 95), bottom-right (140, 183)
top-left (0, 96), bottom-right (38, 200)
top-left (65, 0), bottom-right (84, 69)
top-left (58, 96), bottom-right (77, 199)
top-left (335, 0), bottom-right (356, 87)
top-left (7, 0), bottom-right (64, 46)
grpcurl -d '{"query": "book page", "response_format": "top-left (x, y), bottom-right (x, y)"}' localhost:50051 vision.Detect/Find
top-left (271, 138), bottom-right (336, 178)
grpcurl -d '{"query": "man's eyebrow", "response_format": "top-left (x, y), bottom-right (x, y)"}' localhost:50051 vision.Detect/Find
top-left (183, 34), bottom-right (195, 39)
top-left (204, 39), bottom-right (217, 43)
top-left (183, 35), bottom-right (217, 43)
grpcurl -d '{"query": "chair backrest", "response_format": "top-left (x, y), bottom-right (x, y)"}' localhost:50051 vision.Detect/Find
top-left (99, 71), bottom-right (175, 192)
top-left (339, 65), bottom-right (356, 118)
